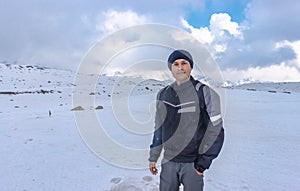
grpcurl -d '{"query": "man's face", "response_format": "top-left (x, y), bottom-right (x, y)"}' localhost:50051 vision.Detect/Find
top-left (171, 59), bottom-right (192, 84)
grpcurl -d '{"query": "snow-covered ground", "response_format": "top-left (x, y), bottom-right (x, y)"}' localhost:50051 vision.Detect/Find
top-left (1, 63), bottom-right (300, 190)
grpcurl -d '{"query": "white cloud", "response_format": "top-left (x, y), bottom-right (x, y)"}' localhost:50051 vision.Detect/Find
top-left (220, 39), bottom-right (300, 82)
top-left (182, 13), bottom-right (243, 42)
top-left (182, 11), bottom-right (300, 82)
top-left (181, 18), bottom-right (214, 44)
top-left (214, 44), bottom-right (227, 53)
top-left (290, 41), bottom-right (300, 69)
top-left (181, 13), bottom-right (243, 56)
top-left (97, 10), bottom-right (149, 34)
top-left (210, 13), bottom-right (243, 39)
top-left (223, 63), bottom-right (300, 82)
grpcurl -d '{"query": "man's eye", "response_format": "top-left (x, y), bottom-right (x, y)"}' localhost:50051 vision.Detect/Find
top-left (182, 62), bottom-right (187, 65)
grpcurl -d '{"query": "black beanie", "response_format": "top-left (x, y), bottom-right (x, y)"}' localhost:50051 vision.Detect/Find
top-left (167, 50), bottom-right (193, 70)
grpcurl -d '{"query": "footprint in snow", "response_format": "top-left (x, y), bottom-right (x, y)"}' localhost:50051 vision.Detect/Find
top-left (108, 176), bottom-right (158, 191)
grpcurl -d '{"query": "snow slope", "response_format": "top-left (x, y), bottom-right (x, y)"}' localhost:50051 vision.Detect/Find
top-left (232, 82), bottom-right (300, 93)
top-left (1, 63), bottom-right (300, 190)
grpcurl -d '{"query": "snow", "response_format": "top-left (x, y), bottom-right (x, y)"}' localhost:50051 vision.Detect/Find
top-left (1, 63), bottom-right (300, 190)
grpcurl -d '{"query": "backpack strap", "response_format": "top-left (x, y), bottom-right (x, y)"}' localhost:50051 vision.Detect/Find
top-left (195, 82), bottom-right (207, 111)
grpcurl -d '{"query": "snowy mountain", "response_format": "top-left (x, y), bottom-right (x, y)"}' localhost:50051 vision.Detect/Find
top-left (2, 62), bottom-right (299, 96)
top-left (0, 63), bottom-right (168, 98)
top-left (0, 63), bottom-right (73, 93)
top-left (221, 78), bottom-right (258, 88)
top-left (222, 79), bottom-right (300, 94)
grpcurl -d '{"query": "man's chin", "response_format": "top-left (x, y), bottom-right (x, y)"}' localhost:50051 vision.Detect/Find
top-left (175, 73), bottom-right (188, 78)
top-left (175, 76), bottom-right (189, 83)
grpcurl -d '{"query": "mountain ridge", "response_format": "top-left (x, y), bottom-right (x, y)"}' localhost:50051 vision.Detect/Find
top-left (1, 63), bottom-right (300, 95)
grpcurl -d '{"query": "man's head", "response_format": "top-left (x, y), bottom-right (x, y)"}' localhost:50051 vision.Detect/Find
top-left (167, 50), bottom-right (193, 70)
top-left (167, 50), bottom-right (193, 84)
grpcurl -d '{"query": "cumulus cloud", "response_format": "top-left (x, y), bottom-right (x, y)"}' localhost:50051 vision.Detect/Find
top-left (181, 18), bottom-right (214, 44)
top-left (181, 13), bottom-right (242, 43)
top-left (182, 7), bottom-right (300, 82)
top-left (219, 39), bottom-right (300, 82)
top-left (181, 12), bottom-right (243, 57)
top-left (210, 13), bottom-right (243, 39)
top-left (97, 10), bottom-right (148, 34)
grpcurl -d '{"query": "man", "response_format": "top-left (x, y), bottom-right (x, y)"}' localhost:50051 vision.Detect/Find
top-left (149, 50), bottom-right (224, 191)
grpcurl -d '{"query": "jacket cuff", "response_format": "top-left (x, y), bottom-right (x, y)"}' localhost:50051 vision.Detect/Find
top-left (194, 162), bottom-right (206, 173)
top-left (148, 153), bottom-right (159, 162)
top-left (148, 158), bottom-right (157, 162)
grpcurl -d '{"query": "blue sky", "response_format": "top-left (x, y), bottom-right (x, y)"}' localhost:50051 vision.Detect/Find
top-left (1, 0), bottom-right (300, 82)
top-left (185, 0), bottom-right (249, 28)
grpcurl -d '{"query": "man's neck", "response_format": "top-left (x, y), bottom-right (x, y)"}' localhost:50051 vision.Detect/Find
top-left (176, 77), bottom-right (191, 86)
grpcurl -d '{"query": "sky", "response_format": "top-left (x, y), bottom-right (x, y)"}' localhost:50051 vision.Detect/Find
top-left (1, 0), bottom-right (300, 82)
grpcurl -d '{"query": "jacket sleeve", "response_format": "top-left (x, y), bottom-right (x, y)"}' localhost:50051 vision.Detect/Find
top-left (194, 86), bottom-right (225, 173)
top-left (148, 90), bottom-right (166, 162)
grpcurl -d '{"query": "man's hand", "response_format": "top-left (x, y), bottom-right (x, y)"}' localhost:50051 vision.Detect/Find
top-left (149, 162), bottom-right (158, 175)
top-left (195, 169), bottom-right (203, 176)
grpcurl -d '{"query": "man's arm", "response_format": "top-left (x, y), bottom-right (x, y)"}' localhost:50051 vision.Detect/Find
top-left (149, 91), bottom-right (166, 164)
top-left (149, 124), bottom-right (163, 162)
top-left (194, 86), bottom-right (225, 173)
